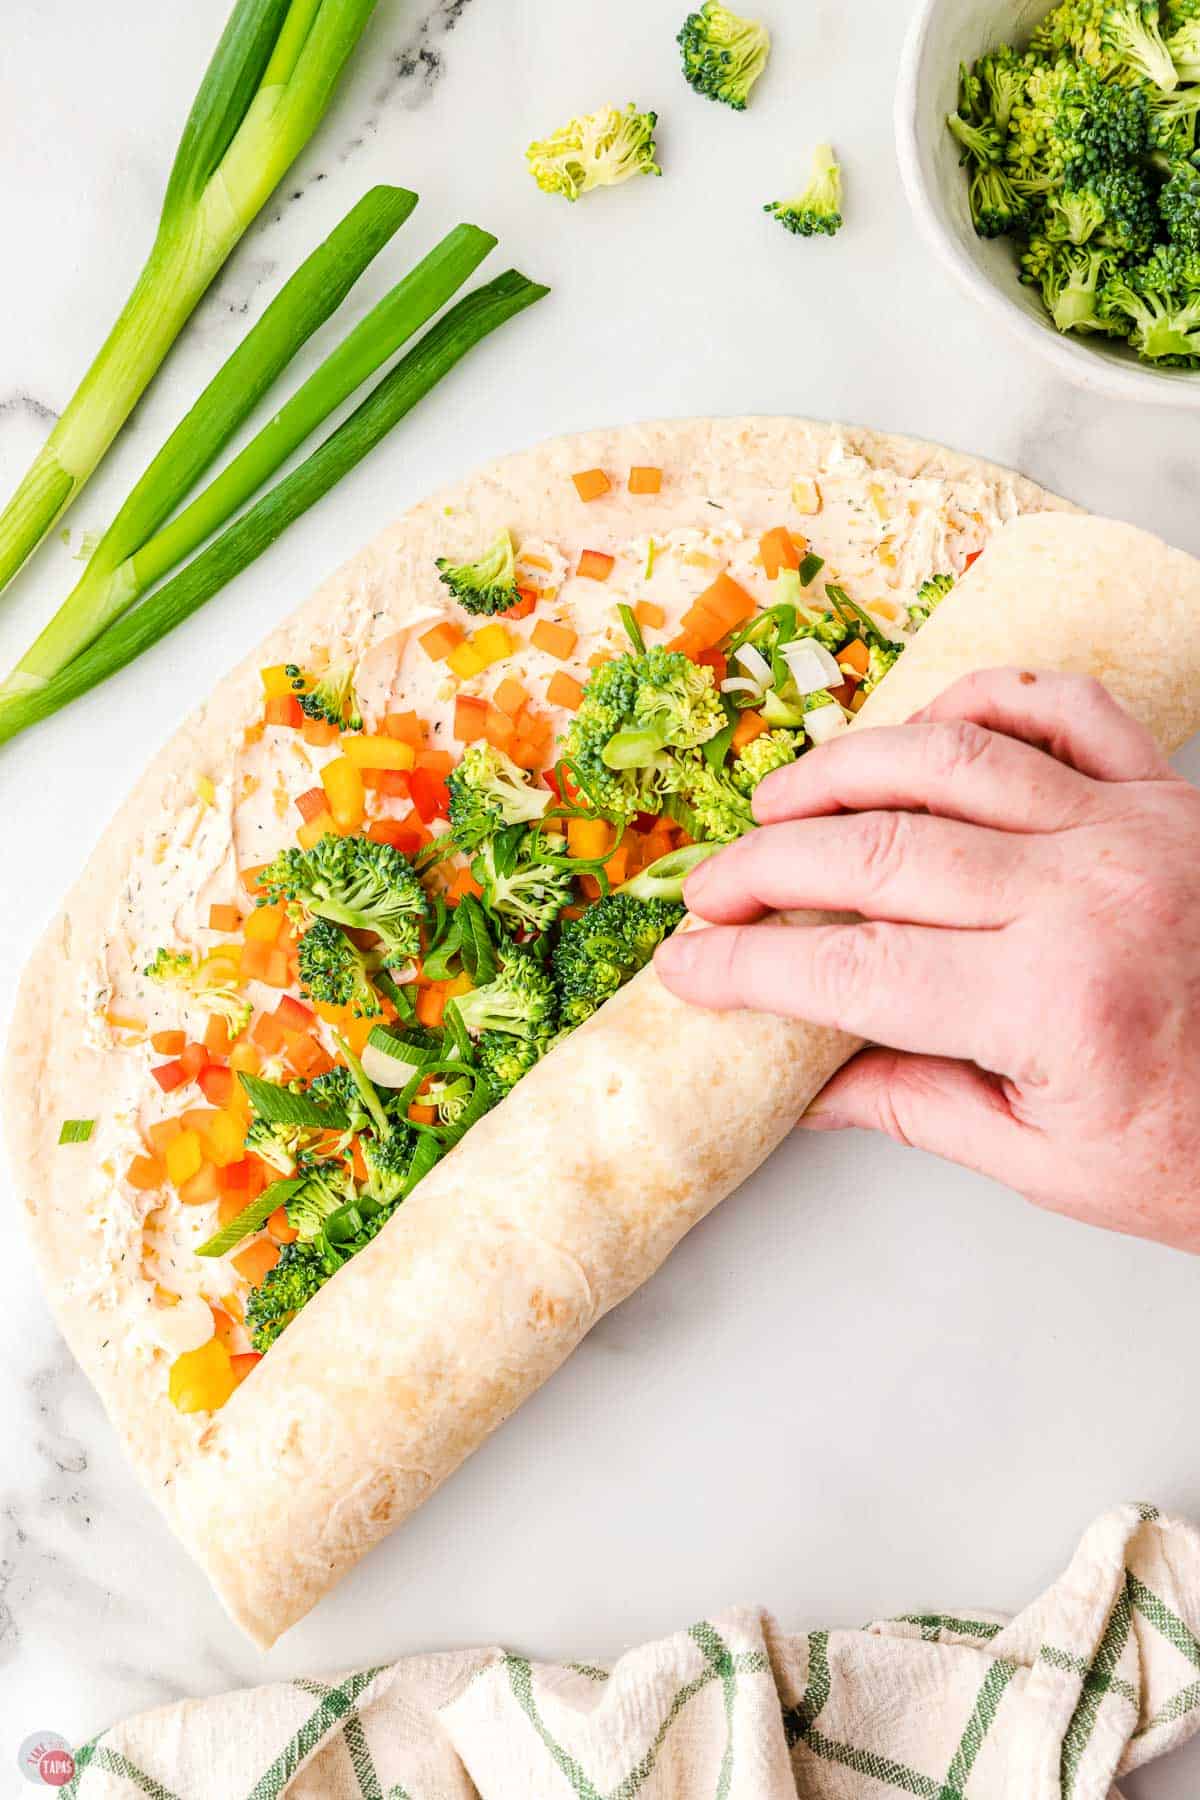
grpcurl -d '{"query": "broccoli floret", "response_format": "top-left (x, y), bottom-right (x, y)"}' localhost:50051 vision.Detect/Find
top-left (435, 529), bottom-right (520, 616)
top-left (1029, 0), bottom-right (1110, 67)
top-left (471, 832), bottom-right (575, 936)
top-left (1102, 1), bottom-right (1180, 89)
top-left (1045, 185), bottom-right (1107, 243)
top-left (143, 946), bottom-right (251, 1038)
top-left (1090, 166), bottom-right (1158, 255)
top-left (476, 1031), bottom-right (544, 1099)
top-left (977, 46), bottom-right (1034, 131)
top-left (947, 110), bottom-right (1005, 169)
top-left (864, 642), bottom-right (905, 693)
top-left (660, 750), bottom-right (756, 843)
top-left (554, 894), bottom-right (685, 1028)
top-left (1101, 242), bottom-right (1200, 357)
top-left (258, 835), bottom-right (429, 970)
top-left (285, 1161), bottom-right (357, 1241)
top-left (243, 1119), bottom-right (312, 1176)
top-left (1041, 243), bottom-right (1124, 332)
top-left (296, 919), bottom-right (382, 1017)
top-left (967, 160), bottom-right (1031, 236)
top-left (908, 573), bottom-right (955, 630)
top-left (1007, 59), bottom-right (1075, 187)
top-left (360, 1126), bottom-right (415, 1207)
top-left (677, 2), bottom-right (770, 109)
top-left (1167, 2), bottom-right (1200, 77)
top-left (526, 104), bottom-right (660, 202)
top-left (1055, 67), bottom-right (1150, 174)
top-left (308, 1065), bottom-right (373, 1137)
top-left (564, 647), bottom-right (725, 819)
top-left (447, 744), bottom-right (551, 852)
top-left (453, 946), bottom-right (558, 1041)
top-left (732, 729), bottom-right (803, 795)
top-left (764, 143), bottom-right (844, 238)
top-left (245, 1240), bottom-right (329, 1351)
top-left (294, 659), bottom-right (362, 732)
top-left (1160, 159), bottom-right (1200, 248)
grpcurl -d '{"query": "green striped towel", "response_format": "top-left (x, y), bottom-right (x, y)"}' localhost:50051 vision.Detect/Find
top-left (56, 1505), bottom-right (1200, 1798)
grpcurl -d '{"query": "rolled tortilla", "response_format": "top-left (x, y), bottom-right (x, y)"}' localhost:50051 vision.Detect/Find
top-left (170, 510), bottom-right (1200, 1644)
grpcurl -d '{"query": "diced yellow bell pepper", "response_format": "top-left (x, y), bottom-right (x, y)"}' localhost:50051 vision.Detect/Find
top-left (244, 903), bottom-right (284, 944)
top-left (320, 756), bottom-right (365, 834)
top-left (445, 971), bottom-right (474, 999)
top-left (472, 622), bottom-right (514, 666)
top-left (205, 1109), bottom-right (247, 1168)
top-left (297, 811), bottom-right (337, 850)
top-left (447, 640), bottom-right (487, 680)
top-left (168, 1338), bottom-right (237, 1414)
top-left (340, 734), bottom-right (417, 771)
top-left (165, 1130), bottom-right (203, 1189)
top-left (260, 664), bottom-right (298, 699)
top-left (567, 816), bottom-right (614, 860)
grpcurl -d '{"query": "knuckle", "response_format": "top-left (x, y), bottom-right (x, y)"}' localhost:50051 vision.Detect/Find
top-left (923, 719), bottom-right (995, 783)
top-left (810, 920), bottom-right (895, 1010)
top-left (854, 810), bottom-right (912, 893)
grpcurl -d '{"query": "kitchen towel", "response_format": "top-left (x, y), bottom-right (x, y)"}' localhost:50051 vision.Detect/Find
top-left (52, 1504), bottom-right (1200, 1798)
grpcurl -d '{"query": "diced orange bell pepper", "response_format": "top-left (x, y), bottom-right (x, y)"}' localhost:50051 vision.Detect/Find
top-left (633, 600), bottom-right (665, 630)
top-left (447, 640), bottom-right (487, 680)
top-left (230, 1352), bottom-right (262, 1385)
top-left (208, 903), bottom-right (241, 933)
top-left (837, 637), bottom-right (870, 676)
top-left (454, 694), bottom-right (488, 742)
top-left (577, 549), bottom-right (614, 582)
top-left (603, 846), bottom-right (629, 887)
top-left (228, 1041), bottom-right (262, 1076)
top-left (204, 1015), bottom-right (232, 1060)
top-left (151, 1059), bottom-right (187, 1093)
top-left (264, 695), bottom-right (303, 729)
top-left (483, 705), bottom-right (516, 751)
top-left (321, 756), bottom-right (365, 834)
top-left (628, 465), bottom-right (663, 495)
top-left (301, 718), bottom-right (340, 748)
top-left (251, 1010), bottom-right (288, 1053)
top-left (260, 664), bottom-right (299, 699)
top-left (240, 863), bottom-right (267, 898)
top-left (146, 1117), bottom-right (183, 1156)
top-left (267, 1206), bottom-right (299, 1245)
top-left (408, 1102), bottom-right (438, 1125)
top-left (295, 785), bottom-right (327, 823)
top-left (297, 812), bottom-right (337, 850)
top-left (568, 816), bottom-right (613, 860)
top-left (168, 1339), bottom-right (237, 1414)
top-left (493, 676), bottom-right (529, 717)
top-left (341, 735), bottom-right (416, 771)
top-left (532, 619), bottom-right (578, 660)
top-left (446, 866), bottom-right (485, 902)
top-left (472, 621), bottom-right (514, 666)
top-left (759, 526), bottom-right (801, 580)
top-left (232, 1238), bottom-right (280, 1286)
top-left (384, 710), bottom-right (425, 746)
top-left (126, 1154), bottom-right (164, 1191)
top-left (151, 1029), bottom-right (186, 1056)
top-left (419, 622), bottom-right (463, 662)
top-left (367, 815), bottom-right (429, 856)
top-left (178, 1161), bottom-right (221, 1206)
top-left (415, 748), bottom-right (455, 776)
top-left (572, 468), bottom-right (611, 502)
top-left (244, 903), bottom-right (284, 944)
top-left (262, 949), bottom-right (291, 989)
top-left (198, 1064), bottom-right (235, 1108)
top-left (731, 710), bottom-right (769, 751)
top-left (546, 671), bottom-right (584, 712)
top-left (415, 984), bottom-right (447, 1028)
top-left (666, 630), bottom-right (705, 659)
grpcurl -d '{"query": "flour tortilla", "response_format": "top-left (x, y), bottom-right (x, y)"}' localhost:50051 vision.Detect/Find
top-left (9, 419), bottom-right (1198, 1649)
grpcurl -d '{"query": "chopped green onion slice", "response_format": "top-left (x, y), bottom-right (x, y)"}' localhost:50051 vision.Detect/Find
top-left (622, 841), bottom-right (720, 902)
top-left (196, 1178), bottom-right (302, 1258)
top-left (58, 1118), bottom-right (95, 1145)
top-left (239, 1071), bottom-right (348, 1127)
top-left (618, 603), bottom-right (646, 655)
top-left (798, 552), bottom-right (825, 586)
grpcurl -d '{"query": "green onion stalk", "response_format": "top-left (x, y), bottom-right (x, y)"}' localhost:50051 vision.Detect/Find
top-left (0, 270), bottom-right (549, 745)
top-left (0, 213), bottom-right (498, 701)
top-left (0, 0), bottom-right (379, 595)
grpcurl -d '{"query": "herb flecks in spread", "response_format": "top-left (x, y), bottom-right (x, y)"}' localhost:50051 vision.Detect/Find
top-left (81, 449), bottom-right (996, 1417)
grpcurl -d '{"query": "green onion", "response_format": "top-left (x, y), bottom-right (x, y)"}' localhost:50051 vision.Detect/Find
top-left (57, 1119), bottom-right (95, 1145)
top-left (197, 1178), bottom-right (302, 1257)
top-left (798, 552), bottom-right (825, 586)
top-left (0, 0), bottom-right (379, 595)
top-left (1, 215), bottom-right (496, 700)
top-left (618, 603), bottom-right (646, 655)
top-left (239, 1071), bottom-right (348, 1126)
top-left (621, 841), bottom-right (720, 902)
top-left (0, 270), bottom-right (548, 745)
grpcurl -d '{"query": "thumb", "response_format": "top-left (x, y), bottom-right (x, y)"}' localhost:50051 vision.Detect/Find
top-left (800, 1048), bottom-right (1043, 1189)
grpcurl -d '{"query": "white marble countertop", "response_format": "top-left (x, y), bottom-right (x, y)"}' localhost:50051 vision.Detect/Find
top-left (1, 1), bottom-right (1198, 1791)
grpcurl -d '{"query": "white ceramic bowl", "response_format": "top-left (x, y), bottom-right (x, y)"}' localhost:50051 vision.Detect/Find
top-left (895, 0), bottom-right (1200, 407)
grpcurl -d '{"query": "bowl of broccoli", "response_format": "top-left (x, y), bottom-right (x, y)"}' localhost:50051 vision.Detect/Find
top-left (896, 0), bottom-right (1200, 404)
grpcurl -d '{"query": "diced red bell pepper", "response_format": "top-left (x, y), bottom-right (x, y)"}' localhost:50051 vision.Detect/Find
top-left (198, 1064), bottom-right (235, 1107)
top-left (151, 1059), bottom-right (187, 1093)
top-left (275, 994), bottom-right (315, 1033)
top-left (409, 767), bottom-right (451, 823)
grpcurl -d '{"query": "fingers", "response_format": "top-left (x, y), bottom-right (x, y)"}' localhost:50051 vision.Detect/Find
top-left (654, 916), bottom-right (1013, 1066)
top-left (912, 668), bottom-right (1171, 785)
top-left (753, 713), bottom-right (1099, 835)
top-left (683, 809), bottom-right (1031, 929)
top-left (796, 1047), bottom-right (1047, 1190)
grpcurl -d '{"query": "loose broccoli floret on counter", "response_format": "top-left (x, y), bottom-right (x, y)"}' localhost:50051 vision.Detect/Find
top-left (732, 728), bottom-right (803, 795)
top-left (472, 830), bottom-right (576, 936)
top-left (245, 1240), bottom-right (329, 1351)
top-left (296, 918), bottom-right (383, 1017)
top-left (677, 2), bottom-right (770, 110)
top-left (660, 749), bottom-right (756, 842)
top-left (447, 743), bottom-right (551, 852)
top-left (763, 143), bottom-right (844, 238)
top-left (525, 104), bottom-right (661, 202)
top-left (908, 573), bottom-right (955, 630)
top-left (143, 947), bottom-right (252, 1038)
top-left (563, 646), bottom-right (725, 819)
top-left (1101, 241), bottom-right (1200, 357)
top-left (257, 834), bottom-right (429, 970)
top-left (435, 528), bottom-right (520, 616)
top-left (553, 893), bottom-right (685, 1028)
top-left (290, 660), bottom-right (362, 732)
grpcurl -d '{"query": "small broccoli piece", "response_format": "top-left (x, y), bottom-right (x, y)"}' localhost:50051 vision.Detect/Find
top-left (1102, 0), bottom-right (1179, 90)
top-left (525, 104), bottom-right (660, 202)
top-left (245, 1240), bottom-right (329, 1351)
top-left (453, 945), bottom-right (558, 1041)
top-left (1090, 166), bottom-right (1158, 255)
top-left (1055, 67), bottom-right (1150, 175)
top-left (660, 750), bottom-right (756, 843)
top-left (554, 894), bottom-right (685, 1028)
top-left (471, 832), bottom-right (576, 936)
top-left (285, 1162), bottom-right (358, 1241)
top-left (143, 946), bottom-right (251, 1038)
top-left (1007, 59), bottom-right (1075, 187)
top-left (677, 2), bottom-right (770, 109)
top-left (1045, 186), bottom-right (1107, 243)
top-left (258, 834), bottom-right (429, 970)
top-left (1042, 243), bottom-right (1124, 332)
top-left (947, 110), bottom-right (1005, 170)
top-left (967, 161), bottom-right (1030, 237)
top-left (308, 1065), bottom-right (373, 1138)
top-left (243, 1119), bottom-right (311, 1176)
top-left (1101, 243), bottom-right (1200, 358)
top-left (296, 919), bottom-right (382, 1017)
top-left (1160, 159), bottom-right (1200, 248)
top-left (360, 1126), bottom-right (416, 1206)
top-left (294, 660), bottom-right (362, 732)
top-left (908, 573), bottom-right (955, 630)
top-left (564, 647), bottom-right (724, 819)
top-left (476, 1031), bottom-right (544, 1099)
top-left (764, 143), bottom-right (844, 238)
top-left (1167, 2), bottom-right (1200, 77)
top-left (435, 529), bottom-right (520, 616)
top-left (977, 46), bottom-right (1033, 131)
top-left (447, 743), bottom-right (551, 852)
top-left (1029, 0), bottom-right (1110, 67)
top-left (732, 728), bottom-right (803, 795)
top-left (864, 642), bottom-right (905, 693)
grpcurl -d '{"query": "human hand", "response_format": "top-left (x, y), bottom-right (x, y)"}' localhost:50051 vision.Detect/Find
top-left (654, 669), bottom-right (1200, 1253)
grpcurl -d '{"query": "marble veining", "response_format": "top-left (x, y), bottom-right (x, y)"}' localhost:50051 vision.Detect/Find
top-left (1, 1), bottom-right (1198, 1794)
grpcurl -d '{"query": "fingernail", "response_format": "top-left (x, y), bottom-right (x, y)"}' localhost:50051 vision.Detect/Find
top-left (654, 934), bottom-right (697, 977)
top-left (796, 1111), bottom-right (852, 1132)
